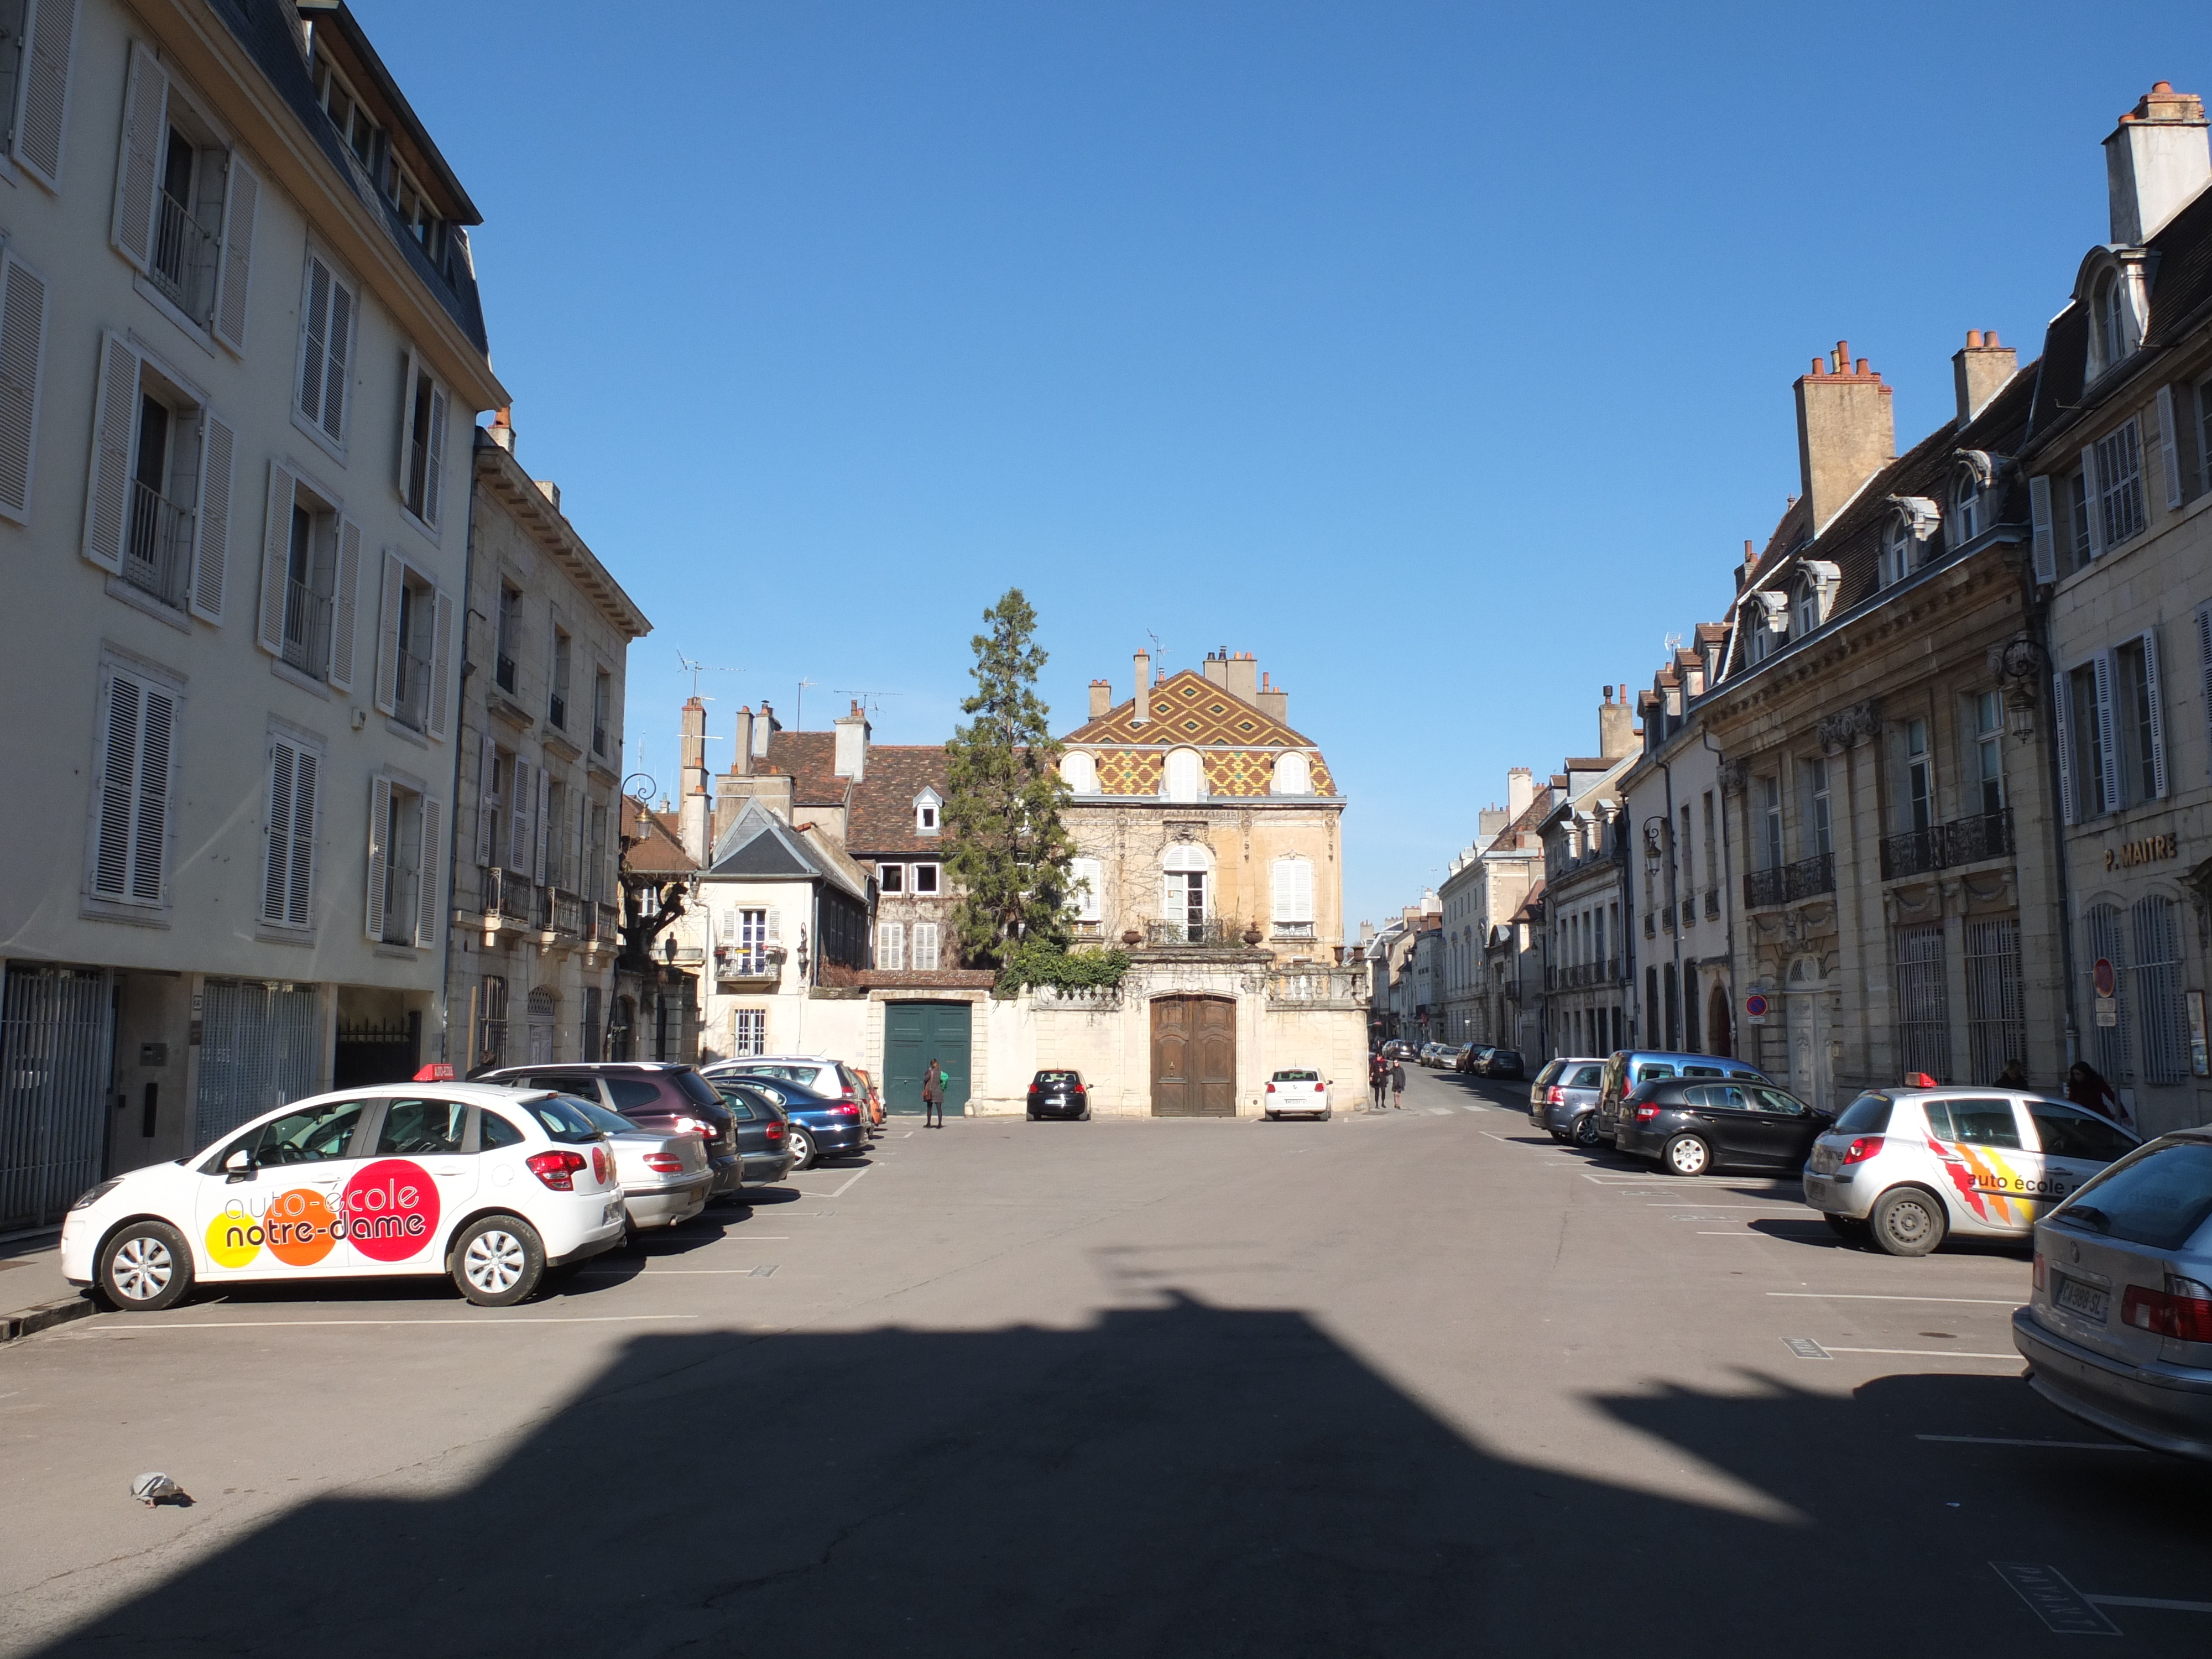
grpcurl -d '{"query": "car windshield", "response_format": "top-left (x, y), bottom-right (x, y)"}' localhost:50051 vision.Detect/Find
top-left (1834, 1093), bottom-right (1892, 1134)
top-left (522, 1095), bottom-right (606, 1144)
top-left (1274, 1070), bottom-right (1319, 1082)
top-left (570, 1099), bottom-right (641, 1138)
top-left (2052, 1140), bottom-right (2212, 1250)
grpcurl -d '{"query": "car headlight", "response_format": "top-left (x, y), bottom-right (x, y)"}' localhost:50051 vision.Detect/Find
top-left (70, 1178), bottom-right (123, 1211)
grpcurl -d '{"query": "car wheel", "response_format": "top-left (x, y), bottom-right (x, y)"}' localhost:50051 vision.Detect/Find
top-left (1869, 1187), bottom-right (1946, 1257)
top-left (1081, 1109), bottom-right (1091, 1121)
top-left (1265, 1110), bottom-right (1279, 1121)
top-left (1322, 1105), bottom-right (1333, 1120)
top-left (787, 1128), bottom-right (817, 1170)
top-left (452, 1215), bottom-right (546, 1307)
top-left (98, 1219), bottom-right (194, 1312)
top-left (1574, 1113), bottom-right (1604, 1150)
top-left (1823, 1212), bottom-right (1871, 1243)
top-left (1662, 1134), bottom-right (1712, 1177)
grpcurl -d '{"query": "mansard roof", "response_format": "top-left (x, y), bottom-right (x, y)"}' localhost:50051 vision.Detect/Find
top-left (1065, 669), bottom-right (1318, 748)
top-left (705, 797), bottom-right (868, 901)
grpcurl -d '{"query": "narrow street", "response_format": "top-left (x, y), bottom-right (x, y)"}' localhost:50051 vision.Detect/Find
top-left (3, 1065), bottom-right (2205, 1656)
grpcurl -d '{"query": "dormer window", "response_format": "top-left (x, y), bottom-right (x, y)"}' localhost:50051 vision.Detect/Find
top-left (2095, 271), bottom-right (2127, 371)
top-left (1271, 752), bottom-right (1311, 795)
top-left (1161, 747), bottom-right (1204, 802)
top-left (1952, 474), bottom-right (1981, 545)
top-left (913, 787), bottom-right (942, 836)
top-left (1060, 750), bottom-right (1097, 794)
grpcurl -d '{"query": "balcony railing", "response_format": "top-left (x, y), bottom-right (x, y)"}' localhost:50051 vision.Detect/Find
top-left (122, 478), bottom-right (194, 608)
top-left (1271, 920), bottom-right (1316, 940)
top-left (379, 862), bottom-right (419, 946)
top-left (1265, 967), bottom-right (1365, 1008)
top-left (551, 890), bottom-right (584, 939)
top-left (548, 693), bottom-right (567, 732)
top-left (392, 641), bottom-right (431, 731)
top-left (281, 579), bottom-right (333, 677)
top-left (1643, 911), bottom-right (1656, 938)
top-left (481, 865), bottom-right (532, 925)
top-left (1744, 852), bottom-right (1835, 909)
top-left (1880, 808), bottom-right (2013, 880)
top-left (149, 191), bottom-right (218, 317)
top-left (1145, 917), bottom-right (1253, 947)
top-left (592, 723), bottom-right (609, 758)
top-left (591, 902), bottom-right (619, 945)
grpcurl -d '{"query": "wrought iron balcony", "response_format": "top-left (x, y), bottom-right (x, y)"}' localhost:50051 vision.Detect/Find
top-left (551, 890), bottom-right (584, 938)
top-left (122, 479), bottom-right (194, 609)
top-left (494, 653), bottom-right (517, 693)
top-left (392, 640), bottom-right (431, 731)
top-left (282, 578), bottom-right (332, 677)
top-left (1744, 852), bottom-right (1835, 909)
top-left (1145, 917), bottom-right (1253, 947)
top-left (1880, 808), bottom-right (2013, 880)
top-left (149, 191), bottom-right (217, 317)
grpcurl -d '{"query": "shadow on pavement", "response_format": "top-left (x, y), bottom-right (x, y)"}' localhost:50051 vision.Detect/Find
top-left (29, 1291), bottom-right (2212, 1657)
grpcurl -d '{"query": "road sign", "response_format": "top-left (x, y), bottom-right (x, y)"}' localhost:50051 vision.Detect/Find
top-left (2093, 958), bottom-right (2117, 998)
top-left (1744, 992), bottom-right (1769, 1024)
top-left (2095, 996), bottom-right (2118, 1029)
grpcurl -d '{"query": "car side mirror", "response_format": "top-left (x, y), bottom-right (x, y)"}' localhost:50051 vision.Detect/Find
top-left (223, 1147), bottom-right (256, 1182)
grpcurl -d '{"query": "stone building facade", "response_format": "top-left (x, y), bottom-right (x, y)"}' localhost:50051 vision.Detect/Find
top-left (1534, 691), bottom-right (1637, 1061)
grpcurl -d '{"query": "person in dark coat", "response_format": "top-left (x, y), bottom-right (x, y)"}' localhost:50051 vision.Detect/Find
top-left (1995, 1058), bottom-right (2029, 1089)
top-left (922, 1058), bottom-right (945, 1128)
top-left (1369, 1053), bottom-right (1388, 1111)
top-left (1389, 1061), bottom-right (1406, 1110)
top-left (2064, 1061), bottom-right (2128, 1128)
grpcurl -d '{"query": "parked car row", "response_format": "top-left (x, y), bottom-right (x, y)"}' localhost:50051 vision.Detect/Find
top-left (1460, 1046), bottom-right (1525, 1080)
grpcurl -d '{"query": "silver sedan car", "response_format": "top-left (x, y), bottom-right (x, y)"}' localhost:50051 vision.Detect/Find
top-left (1528, 1057), bottom-right (1608, 1147)
top-left (569, 1098), bottom-right (713, 1231)
top-left (2013, 1128), bottom-right (2212, 1460)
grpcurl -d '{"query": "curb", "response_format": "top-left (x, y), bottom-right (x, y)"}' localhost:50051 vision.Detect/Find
top-left (0, 1295), bottom-right (95, 1344)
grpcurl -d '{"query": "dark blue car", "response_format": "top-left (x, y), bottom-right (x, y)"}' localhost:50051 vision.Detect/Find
top-left (707, 1070), bottom-right (868, 1170)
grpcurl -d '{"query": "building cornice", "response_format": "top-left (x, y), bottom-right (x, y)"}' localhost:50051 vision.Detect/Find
top-left (476, 439), bottom-right (651, 639)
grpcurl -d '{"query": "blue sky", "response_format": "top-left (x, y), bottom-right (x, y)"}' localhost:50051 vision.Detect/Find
top-left (367, 0), bottom-right (2212, 929)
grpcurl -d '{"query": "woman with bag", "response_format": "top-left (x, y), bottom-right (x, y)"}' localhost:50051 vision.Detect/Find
top-left (922, 1058), bottom-right (945, 1128)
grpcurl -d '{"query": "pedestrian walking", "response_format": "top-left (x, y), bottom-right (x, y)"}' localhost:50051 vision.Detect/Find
top-left (1390, 1061), bottom-right (1406, 1110)
top-left (922, 1058), bottom-right (945, 1128)
top-left (1369, 1053), bottom-right (1387, 1111)
top-left (2064, 1061), bottom-right (2130, 1129)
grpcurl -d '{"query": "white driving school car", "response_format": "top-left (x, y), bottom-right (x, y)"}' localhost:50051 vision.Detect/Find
top-left (1263, 1069), bottom-right (1332, 1120)
top-left (60, 1084), bottom-right (629, 1311)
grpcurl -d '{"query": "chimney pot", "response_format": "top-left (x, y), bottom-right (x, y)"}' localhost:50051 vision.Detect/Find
top-left (1966, 328), bottom-right (1982, 348)
top-left (1796, 337), bottom-right (1897, 535)
top-left (2105, 81), bottom-right (2211, 243)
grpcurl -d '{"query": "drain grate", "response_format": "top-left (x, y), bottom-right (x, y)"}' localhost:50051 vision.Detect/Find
top-left (1783, 1337), bottom-right (1832, 1360)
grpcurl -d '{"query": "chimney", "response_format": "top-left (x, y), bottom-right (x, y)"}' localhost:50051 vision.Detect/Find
top-left (1358, 919), bottom-right (1375, 946)
top-left (1506, 766), bottom-right (1533, 822)
top-left (753, 700), bottom-right (777, 759)
top-left (733, 706), bottom-right (755, 776)
top-left (487, 406), bottom-right (514, 454)
top-left (1599, 685), bottom-right (1635, 758)
top-left (833, 700), bottom-right (870, 780)
top-left (1089, 679), bottom-right (1112, 718)
top-left (1131, 650), bottom-right (1150, 724)
top-left (1255, 670), bottom-right (1287, 724)
top-left (534, 479), bottom-right (561, 512)
top-left (1794, 340), bottom-right (1895, 536)
top-left (2106, 82), bottom-right (2210, 245)
top-left (679, 697), bottom-right (710, 864)
top-left (1478, 803), bottom-right (1508, 839)
top-left (1225, 651), bottom-right (1259, 704)
top-left (1952, 329), bottom-right (2017, 424)
top-left (1202, 651), bottom-right (1229, 687)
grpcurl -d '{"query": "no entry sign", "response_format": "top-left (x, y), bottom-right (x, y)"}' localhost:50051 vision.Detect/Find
top-left (2093, 958), bottom-right (2117, 998)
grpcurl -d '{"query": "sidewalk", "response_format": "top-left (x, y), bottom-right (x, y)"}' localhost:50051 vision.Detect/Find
top-left (0, 1230), bottom-right (92, 1342)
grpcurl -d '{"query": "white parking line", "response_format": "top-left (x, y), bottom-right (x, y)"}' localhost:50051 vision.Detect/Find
top-left (1824, 1345), bottom-right (2016, 1359)
top-left (66, 1314), bottom-right (704, 1332)
top-left (1430, 1108), bottom-right (1452, 1116)
top-left (1650, 1203), bottom-right (1790, 1209)
top-left (1697, 1231), bottom-right (1768, 1236)
top-left (2086, 1595), bottom-right (2212, 1612)
top-left (1917, 1435), bottom-right (2144, 1452)
top-left (1768, 1292), bottom-right (2019, 1306)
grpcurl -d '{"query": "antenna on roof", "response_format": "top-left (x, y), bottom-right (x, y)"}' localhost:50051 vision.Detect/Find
top-left (1146, 630), bottom-right (1169, 681)
top-left (795, 678), bottom-right (818, 729)
top-left (675, 651), bottom-right (742, 699)
top-left (1664, 632), bottom-right (1684, 655)
top-left (832, 690), bottom-right (903, 716)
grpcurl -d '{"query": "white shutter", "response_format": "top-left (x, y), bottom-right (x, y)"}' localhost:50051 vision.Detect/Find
top-left (1272, 860), bottom-right (1293, 924)
top-left (298, 257), bottom-right (330, 426)
top-left (425, 588), bottom-right (453, 740)
top-left (372, 550), bottom-right (403, 714)
top-left (12, 0), bottom-right (78, 191)
top-left (914, 923), bottom-right (939, 971)
top-left (2200, 604), bottom-right (2212, 783)
top-left (255, 462), bottom-right (296, 655)
top-left (2052, 670), bottom-right (2076, 826)
top-left (474, 733), bottom-right (497, 865)
top-left (92, 672), bottom-right (138, 898)
top-left (321, 277), bottom-right (352, 442)
top-left (212, 154), bottom-right (259, 354)
top-left (415, 796), bottom-right (444, 948)
top-left (2027, 474), bottom-right (2055, 585)
top-left (81, 332), bottom-right (139, 573)
top-left (424, 382), bottom-right (448, 528)
top-left (263, 739), bottom-right (294, 923)
top-left (716, 909), bottom-right (735, 945)
top-left (879, 922), bottom-right (904, 970)
top-left (111, 40), bottom-right (166, 272)
top-left (365, 776), bottom-right (392, 939)
top-left (573, 786), bottom-right (588, 891)
top-left (288, 746), bottom-right (317, 927)
top-left (0, 252), bottom-right (48, 523)
top-left (2159, 385), bottom-right (2184, 509)
top-left (2092, 650), bottom-right (2120, 815)
top-left (327, 518), bottom-right (362, 691)
top-left (1291, 859), bottom-right (1314, 923)
top-left (190, 413), bottom-right (234, 622)
top-left (534, 766), bottom-right (551, 883)
top-left (1071, 857), bottom-right (1101, 922)
top-left (508, 758), bottom-right (532, 872)
top-left (395, 349), bottom-right (418, 498)
top-left (2141, 629), bottom-right (2167, 800)
top-left (2080, 446), bottom-right (2104, 559)
top-left (765, 906), bottom-right (782, 946)
top-left (131, 681), bottom-right (173, 905)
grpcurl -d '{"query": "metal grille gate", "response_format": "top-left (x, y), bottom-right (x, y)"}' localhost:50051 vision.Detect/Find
top-left (1893, 924), bottom-right (1950, 1082)
top-left (1963, 918), bottom-right (2025, 1085)
top-left (193, 980), bottom-right (321, 1149)
top-left (2130, 896), bottom-right (2186, 1085)
top-left (1, 966), bottom-right (114, 1232)
top-left (2084, 903), bottom-right (2131, 1082)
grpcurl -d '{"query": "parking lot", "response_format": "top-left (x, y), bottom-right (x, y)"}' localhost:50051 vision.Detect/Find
top-left (3, 1064), bottom-right (2210, 1656)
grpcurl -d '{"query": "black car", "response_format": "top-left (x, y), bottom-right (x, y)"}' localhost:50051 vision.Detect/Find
top-left (478, 1061), bottom-right (744, 1198)
top-left (1615, 1076), bottom-right (1832, 1177)
top-left (1483, 1048), bottom-right (1526, 1081)
top-left (712, 1072), bottom-right (868, 1169)
top-left (708, 1079), bottom-right (800, 1186)
top-left (1026, 1070), bottom-right (1091, 1120)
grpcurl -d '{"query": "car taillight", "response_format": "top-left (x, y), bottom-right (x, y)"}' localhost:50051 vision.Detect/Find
top-left (2032, 1253), bottom-right (2046, 1293)
top-left (1841, 1136), bottom-right (1884, 1166)
top-left (643, 1153), bottom-right (686, 1175)
top-left (669, 1116), bottom-right (709, 1137)
top-left (834, 1104), bottom-right (859, 1118)
top-left (1633, 1103), bottom-right (1661, 1122)
top-left (765, 1121), bottom-right (785, 1141)
top-left (2122, 1277), bottom-right (2212, 1342)
top-left (1072, 1085), bottom-right (1086, 1097)
top-left (526, 1150), bottom-right (587, 1191)
top-left (1266, 1082), bottom-right (1276, 1092)
top-left (1546, 1086), bottom-right (1564, 1105)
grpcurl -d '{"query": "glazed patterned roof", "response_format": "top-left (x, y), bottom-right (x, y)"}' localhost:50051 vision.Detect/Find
top-left (1061, 669), bottom-right (1337, 799)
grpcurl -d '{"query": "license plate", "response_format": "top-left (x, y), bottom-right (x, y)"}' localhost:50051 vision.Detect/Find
top-left (2055, 1275), bottom-right (2108, 1322)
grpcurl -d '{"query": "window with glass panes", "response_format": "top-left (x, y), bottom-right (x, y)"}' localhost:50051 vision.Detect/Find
top-left (1904, 721), bottom-right (1933, 833)
top-left (1757, 776), bottom-right (1783, 869)
top-left (1972, 691), bottom-right (2004, 816)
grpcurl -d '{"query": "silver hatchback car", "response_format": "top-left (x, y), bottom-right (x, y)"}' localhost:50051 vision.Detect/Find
top-left (2012, 1130), bottom-right (2212, 1460)
top-left (1802, 1086), bottom-right (2139, 1256)
top-left (1528, 1057), bottom-right (1607, 1147)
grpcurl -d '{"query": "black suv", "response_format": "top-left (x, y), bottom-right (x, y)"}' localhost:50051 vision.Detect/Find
top-left (478, 1062), bottom-right (743, 1198)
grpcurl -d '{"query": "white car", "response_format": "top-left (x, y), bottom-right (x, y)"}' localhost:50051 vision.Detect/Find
top-left (60, 1084), bottom-right (629, 1311)
top-left (1264, 1069), bottom-right (1332, 1120)
top-left (1802, 1086), bottom-right (2140, 1256)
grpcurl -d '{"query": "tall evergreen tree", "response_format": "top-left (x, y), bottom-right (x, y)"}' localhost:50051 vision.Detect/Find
top-left (944, 588), bottom-right (1075, 967)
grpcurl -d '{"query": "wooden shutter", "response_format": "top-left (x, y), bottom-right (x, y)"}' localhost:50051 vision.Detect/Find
top-left (327, 518), bottom-right (362, 691)
top-left (2052, 671), bottom-right (2075, 825)
top-left (212, 154), bottom-right (259, 353)
top-left (263, 739), bottom-right (294, 923)
top-left (415, 795), bottom-right (444, 948)
top-left (765, 906), bottom-right (781, 946)
top-left (298, 257), bottom-right (330, 426)
top-left (424, 587), bottom-right (454, 740)
top-left (288, 745), bottom-right (317, 926)
top-left (372, 549), bottom-right (403, 714)
top-left (914, 923), bottom-right (938, 971)
top-left (190, 412), bottom-right (234, 622)
top-left (2027, 474), bottom-right (2055, 585)
top-left (111, 40), bottom-right (165, 271)
top-left (424, 382), bottom-right (448, 528)
top-left (879, 922), bottom-right (902, 970)
top-left (474, 733), bottom-right (497, 866)
top-left (395, 349), bottom-right (418, 499)
top-left (2159, 385), bottom-right (2184, 509)
top-left (2092, 651), bottom-right (2120, 815)
top-left (365, 776), bottom-right (392, 939)
top-left (534, 766), bottom-right (551, 883)
top-left (0, 252), bottom-right (46, 523)
top-left (1272, 860), bottom-right (1293, 923)
top-left (321, 278), bottom-right (352, 442)
top-left (508, 758), bottom-right (532, 872)
top-left (12, 0), bottom-right (77, 191)
top-left (2141, 629), bottom-right (2168, 799)
top-left (92, 672), bottom-right (139, 898)
top-left (2201, 606), bottom-right (2212, 784)
top-left (255, 462), bottom-right (295, 655)
top-left (81, 332), bottom-right (139, 573)
top-left (129, 679), bottom-right (173, 904)
top-left (2079, 446), bottom-right (2104, 560)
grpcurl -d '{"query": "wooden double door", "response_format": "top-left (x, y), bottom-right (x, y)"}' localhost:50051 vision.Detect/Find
top-left (1151, 995), bottom-right (1236, 1117)
top-left (884, 1001), bottom-right (973, 1114)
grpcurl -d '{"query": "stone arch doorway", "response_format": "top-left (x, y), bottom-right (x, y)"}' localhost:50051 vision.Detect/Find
top-left (1707, 983), bottom-right (1733, 1058)
top-left (1151, 995), bottom-right (1236, 1116)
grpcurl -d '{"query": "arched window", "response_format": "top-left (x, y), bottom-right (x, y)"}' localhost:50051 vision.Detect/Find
top-left (1161, 843), bottom-right (1211, 940)
top-left (1162, 747), bottom-right (1204, 802)
top-left (1271, 751), bottom-right (1311, 795)
top-left (1881, 517), bottom-right (1912, 587)
top-left (1952, 473), bottom-right (1981, 545)
top-left (1060, 751), bottom-right (1097, 794)
top-left (1271, 856), bottom-right (1314, 932)
top-left (2096, 272), bottom-right (2128, 370)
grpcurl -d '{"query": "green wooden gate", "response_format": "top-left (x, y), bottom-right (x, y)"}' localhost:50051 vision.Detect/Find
top-left (883, 1002), bottom-right (973, 1114)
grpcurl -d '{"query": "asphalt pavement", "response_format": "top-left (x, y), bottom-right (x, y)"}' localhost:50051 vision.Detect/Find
top-left (3, 1065), bottom-right (2208, 1656)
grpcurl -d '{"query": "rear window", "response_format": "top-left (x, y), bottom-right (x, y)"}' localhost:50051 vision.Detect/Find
top-left (675, 1071), bottom-right (722, 1108)
top-left (1034, 1071), bottom-right (1081, 1085)
top-left (1834, 1093), bottom-right (1893, 1134)
top-left (1634, 1062), bottom-right (1677, 1084)
top-left (1568, 1064), bottom-right (1603, 1088)
top-left (1494, 1051), bottom-right (1521, 1066)
top-left (523, 1095), bottom-right (605, 1144)
top-left (2027, 1103), bottom-right (2137, 1164)
top-left (2054, 1140), bottom-right (2212, 1250)
top-left (607, 1078), bottom-right (663, 1112)
top-left (1273, 1070), bottom-right (1319, 1082)
top-left (1533, 1060), bottom-right (1566, 1087)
